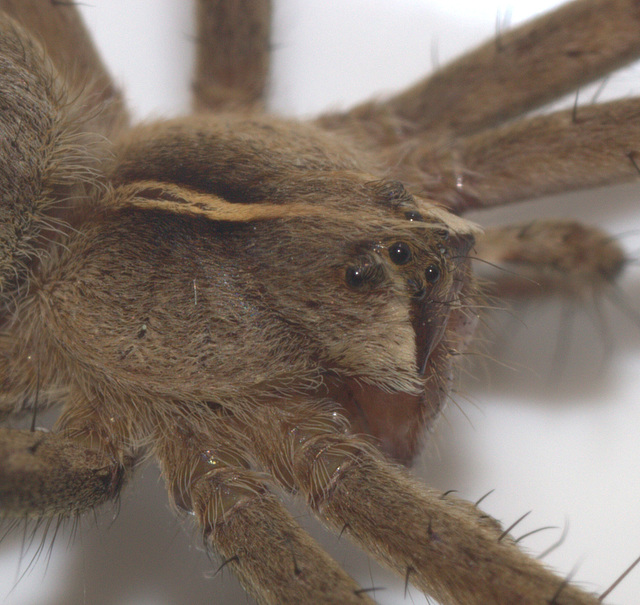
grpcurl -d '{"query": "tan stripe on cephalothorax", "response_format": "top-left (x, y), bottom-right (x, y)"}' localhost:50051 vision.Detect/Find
top-left (112, 181), bottom-right (481, 238)
top-left (112, 181), bottom-right (331, 223)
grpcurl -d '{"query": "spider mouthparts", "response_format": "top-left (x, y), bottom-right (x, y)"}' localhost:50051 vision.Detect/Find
top-left (413, 303), bottom-right (451, 376)
top-left (411, 231), bottom-right (473, 375)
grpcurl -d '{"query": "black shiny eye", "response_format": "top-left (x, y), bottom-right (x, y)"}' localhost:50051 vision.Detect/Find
top-left (388, 241), bottom-right (412, 265)
top-left (345, 261), bottom-right (385, 289)
top-left (404, 210), bottom-right (423, 222)
top-left (345, 266), bottom-right (366, 289)
top-left (425, 264), bottom-right (441, 283)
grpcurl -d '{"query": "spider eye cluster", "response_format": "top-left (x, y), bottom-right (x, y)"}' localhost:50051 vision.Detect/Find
top-left (343, 184), bottom-right (456, 293)
top-left (345, 237), bottom-right (445, 293)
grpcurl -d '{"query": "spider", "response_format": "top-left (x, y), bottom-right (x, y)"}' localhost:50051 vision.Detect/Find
top-left (1, 1), bottom-right (640, 604)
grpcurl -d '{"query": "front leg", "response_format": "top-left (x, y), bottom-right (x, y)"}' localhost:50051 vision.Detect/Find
top-left (247, 401), bottom-right (602, 605)
top-left (153, 416), bottom-right (376, 605)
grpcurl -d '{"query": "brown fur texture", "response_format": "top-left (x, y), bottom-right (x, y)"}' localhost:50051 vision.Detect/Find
top-left (1, 1), bottom-right (639, 604)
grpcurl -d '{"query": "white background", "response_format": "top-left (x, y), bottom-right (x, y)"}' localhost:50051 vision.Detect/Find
top-left (1, 1), bottom-right (640, 604)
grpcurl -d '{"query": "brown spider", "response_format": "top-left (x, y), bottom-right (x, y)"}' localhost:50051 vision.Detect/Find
top-left (1, 3), bottom-right (640, 603)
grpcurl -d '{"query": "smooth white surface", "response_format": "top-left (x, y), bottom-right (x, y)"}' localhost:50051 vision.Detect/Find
top-left (1, 1), bottom-right (640, 604)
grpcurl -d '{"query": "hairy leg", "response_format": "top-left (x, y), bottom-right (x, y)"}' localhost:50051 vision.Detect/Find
top-left (318, 0), bottom-right (640, 146)
top-left (153, 418), bottom-right (375, 605)
top-left (192, 0), bottom-right (271, 112)
top-left (246, 401), bottom-right (601, 605)
top-left (0, 429), bottom-right (125, 517)
top-left (392, 98), bottom-right (640, 212)
top-left (0, 395), bottom-right (134, 518)
top-left (473, 220), bottom-right (626, 300)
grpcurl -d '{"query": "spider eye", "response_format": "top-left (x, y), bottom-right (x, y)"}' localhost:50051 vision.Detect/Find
top-left (345, 261), bottom-right (384, 289)
top-left (425, 264), bottom-right (441, 283)
top-left (404, 210), bottom-right (423, 222)
top-left (346, 265), bottom-right (366, 289)
top-left (388, 241), bottom-right (412, 265)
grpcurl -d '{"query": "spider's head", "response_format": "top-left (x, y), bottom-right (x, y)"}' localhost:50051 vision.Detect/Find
top-left (246, 179), bottom-right (479, 464)
top-left (321, 189), bottom-right (478, 464)
top-left (110, 116), bottom-right (480, 464)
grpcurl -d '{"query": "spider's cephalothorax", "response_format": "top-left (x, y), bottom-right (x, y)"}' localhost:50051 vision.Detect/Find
top-left (1, 2), bottom-right (638, 604)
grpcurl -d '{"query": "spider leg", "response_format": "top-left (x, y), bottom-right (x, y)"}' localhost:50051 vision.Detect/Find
top-left (395, 97), bottom-right (640, 212)
top-left (0, 424), bottom-right (130, 518)
top-left (153, 419), bottom-right (376, 605)
top-left (247, 400), bottom-right (601, 605)
top-left (318, 0), bottom-right (640, 146)
top-left (0, 0), bottom-right (128, 136)
top-left (0, 352), bottom-right (136, 518)
top-left (474, 220), bottom-right (626, 300)
top-left (192, 0), bottom-right (271, 112)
